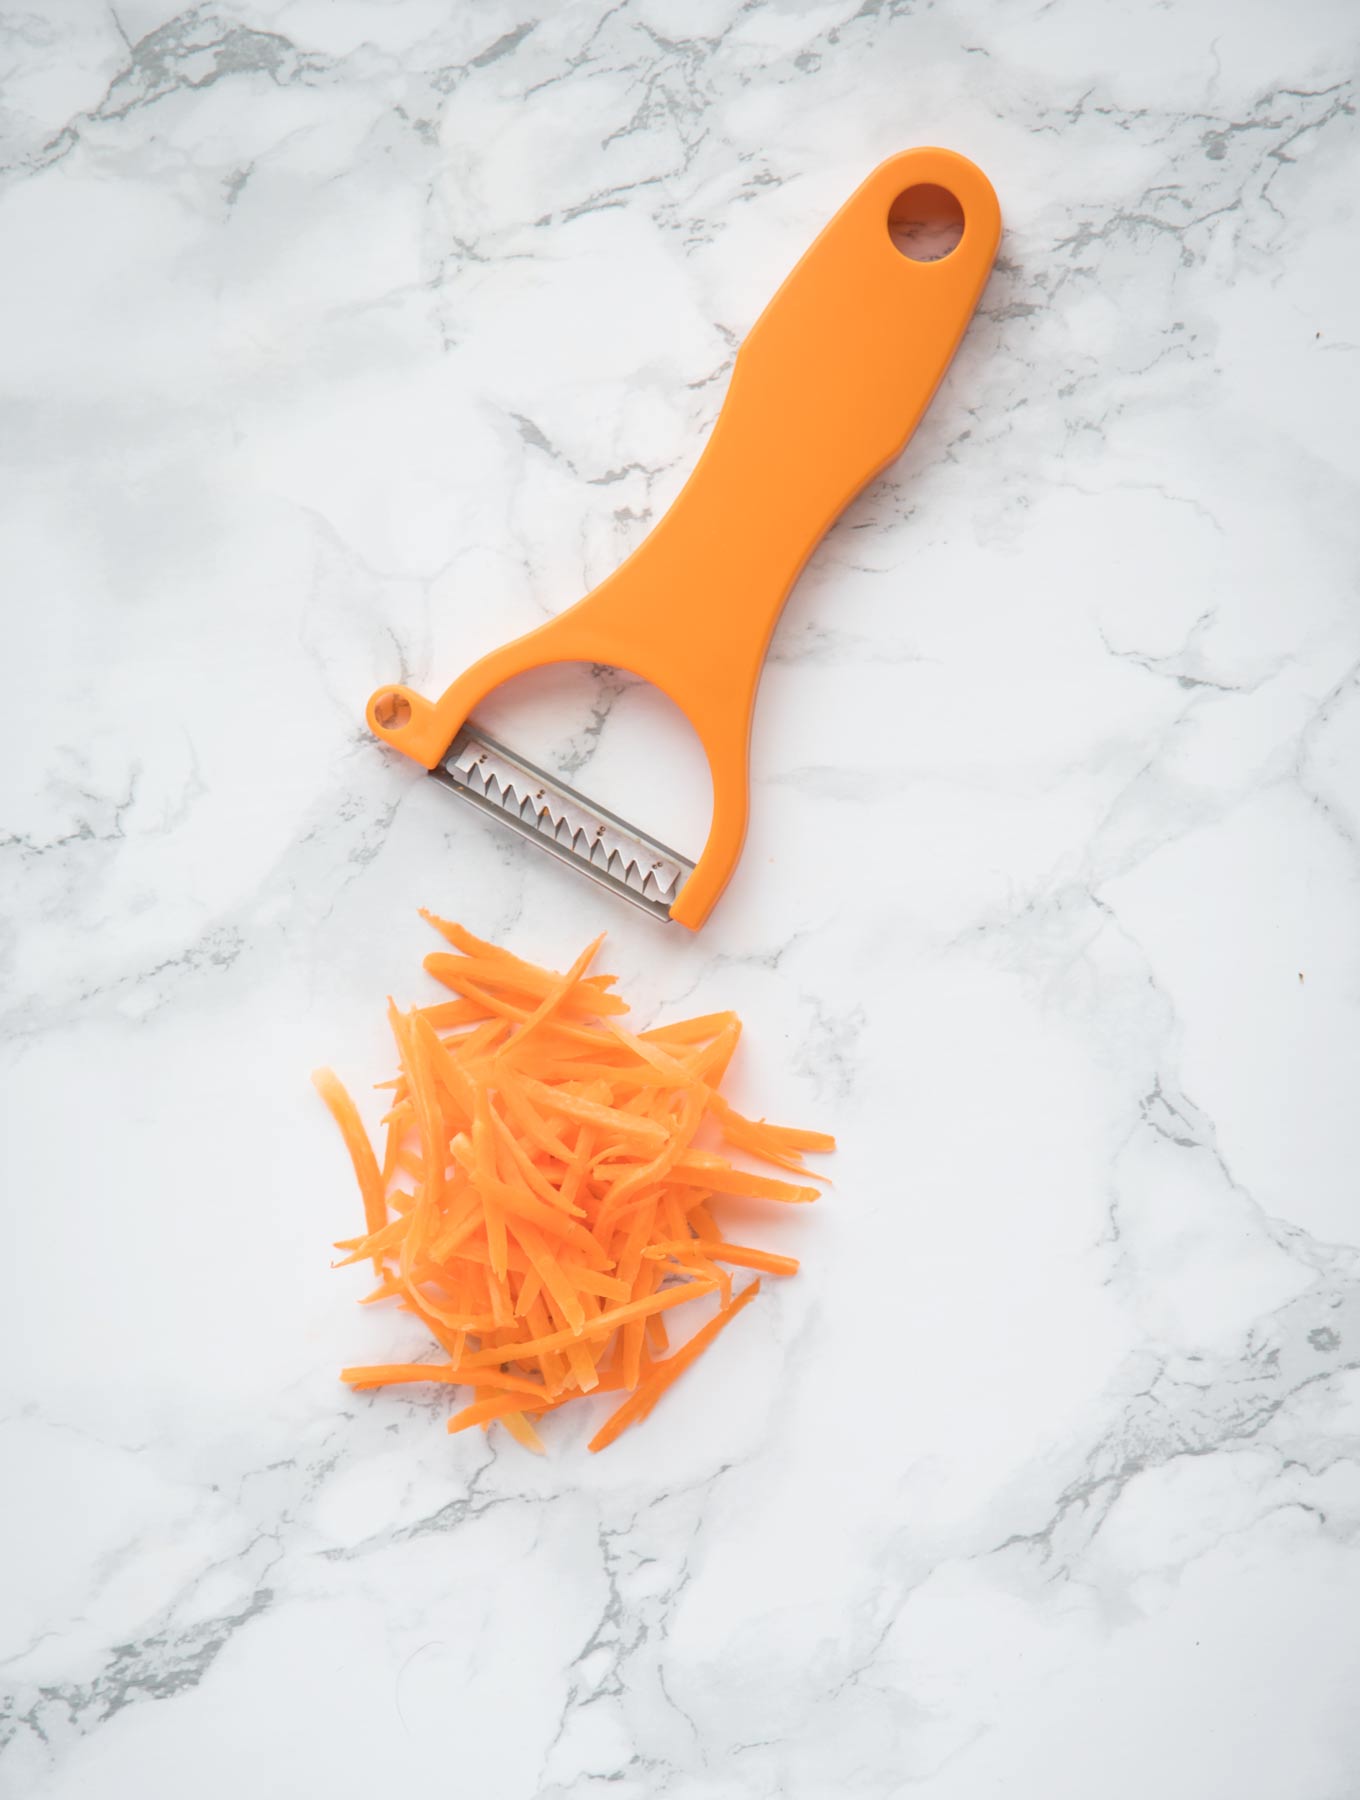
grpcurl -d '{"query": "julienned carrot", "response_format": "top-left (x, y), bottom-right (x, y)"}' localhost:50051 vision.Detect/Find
top-left (317, 916), bottom-right (833, 1452)
top-left (508, 933), bottom-right (608, 1052)
top-left (451, 1279), bottom-right (718, 1371)
top-left (342, 1363), bottom-right (546, 1397)
top-left (500, 1410), bottom-right (547, 1454)
top-left (644, 1239), bottom-right (801, 1278)
top-left (516, 1077), bottom-right (670, 1146)
top-left (588, 1280), bottom-right (763, 1452)
top-left (312, 1069), bottom-right (386, 1273)
top-left (669, 1154), bottom-right (820, 1204)
top-left (448, 1390), bottom-right (554, 1432)
top-left (332, 1223), bottom-right (409, 1272)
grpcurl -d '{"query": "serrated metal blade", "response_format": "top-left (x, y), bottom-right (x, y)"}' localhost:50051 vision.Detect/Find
top-left (430, 725), bottom-right (696, 922)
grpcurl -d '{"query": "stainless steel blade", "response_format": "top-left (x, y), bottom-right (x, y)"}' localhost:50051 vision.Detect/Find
top-left (430, 725), bottom-right (696, 922)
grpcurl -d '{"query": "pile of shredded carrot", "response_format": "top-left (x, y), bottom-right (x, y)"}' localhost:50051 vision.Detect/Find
top-left (313, 913), bottom-right (833, 1453)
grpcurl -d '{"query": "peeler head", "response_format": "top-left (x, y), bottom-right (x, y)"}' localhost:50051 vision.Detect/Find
top-left (431, 725), bottom-right (696, 922)
top-left (367, 670), bottom-right (733, 929)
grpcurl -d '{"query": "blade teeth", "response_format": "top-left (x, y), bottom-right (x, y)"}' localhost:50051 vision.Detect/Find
top-left (435, 727), bottom-right (696, 919)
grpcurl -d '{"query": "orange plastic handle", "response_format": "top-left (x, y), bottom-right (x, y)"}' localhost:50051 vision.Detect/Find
top-left (369, 147), bottom-right (1000, 928)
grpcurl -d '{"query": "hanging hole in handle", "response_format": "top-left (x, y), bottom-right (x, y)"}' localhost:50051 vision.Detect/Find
top-left (373, 689), bottom-right (412, 731)
top-left (888, 184), bottom-right (965, 263)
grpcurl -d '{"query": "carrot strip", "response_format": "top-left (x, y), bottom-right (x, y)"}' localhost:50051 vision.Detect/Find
top-left (515, 1266), bottom-right (543, 1317)
top-left (427, 1188), bottom-right (482, 1263)
top-left (620, 1258), bottom-right (658, 1392)
top-left (588, 1280), bottom-right (762, 1453)
top-left (394, 1147), bottom-right (426, 1183)
top-left (544, 1288), bottom-right (600, 1393)
top-left (449, 1391), bottom-right (554, 1433)
top-left (379, 1101), bottom-right (414, 1189)
top-left (497, 1073), bottom-right (575, 1160)
top-left (330, 1215), bottom-right (410, 1268)
top-left (450, 1147), bottom-right (606, 1261)
top-left (387, 1005), bottom-right (445, 1218)
top-left (414, 1015), bottom-right (478, 1125)
top-left (517, 1076), bottom-right (668, 1146)
top-left (422, 957), bottom-right (532, 1018)
top-left (445, 1018), bottom-right (511, 1065)
top-left (501, 1410), bottom-right (547, 1454)
top-left (416, 997), bottom-right (488, 1029)
top-left (524, 1292), bottom-right (569, 1395)
top-left (558, 1123), bottom-right (595, 1220)
top-left (343, 1364), bottom-right (547, 1398)
top-left (653, 1232), bottom-right (730, 1304)
top-left (685, 1199), bottom-right (720, 1236)
top-left (595, 1089), bottom-right (704, 1236)
top-left (645, 1238), bottom-right (800, 1277)
top-left (498, 933), bottom-right (606, 1052)
top-left (640, 1012), bottom-right (740, 1046)
top-left (422, 915), bottom-right (628, 1010)
top-left (490, 1109), bottom-right (585, 1215)
top-left (511, 1219), bottom-right (586, 1335)
top-left (453, 1279), bottom-right (717, 1372)
top-left (709, 1093), bottom-right (836, 1170)
top-left (716, 1103), bottom-right (837, 1155)
top-left (669, 1154), bottom-right (819, 1204)
top-left (560, 1263), bottom-right (629, 1302)
top-left (312, 1069), bottom-right (387, 1272)
top-left (419, 911), bottom-right (523, 962)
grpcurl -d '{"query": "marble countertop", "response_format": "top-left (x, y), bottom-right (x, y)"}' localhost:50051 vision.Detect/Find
top-left (3, 2), bottom-right (1358, 1795)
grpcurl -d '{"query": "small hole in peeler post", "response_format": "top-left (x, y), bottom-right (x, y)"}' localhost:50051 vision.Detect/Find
top-left (888, 184), bottom-right (965, 262)
top-left (373, 690), bottom-right (412, 731)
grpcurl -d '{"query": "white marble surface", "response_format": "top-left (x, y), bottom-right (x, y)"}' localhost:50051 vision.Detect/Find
top-left (3, 1), bottom-right (1359, 1794)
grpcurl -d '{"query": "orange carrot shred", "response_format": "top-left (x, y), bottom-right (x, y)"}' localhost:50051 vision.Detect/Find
top-left (645, 1311), bottom-right (670, 1353)
top-left (588, 1280), bottom-right (763, 1453)
top-left (646, 1238), bottom-right (801, 1277)
top-left (312, 1068), bottom-right (387, 1273)
top-left (500, 1410), bottom-right (548, 1454)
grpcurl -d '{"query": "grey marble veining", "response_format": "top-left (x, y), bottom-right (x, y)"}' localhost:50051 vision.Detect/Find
top-left (2, 2), bottom-right (1358, 1795)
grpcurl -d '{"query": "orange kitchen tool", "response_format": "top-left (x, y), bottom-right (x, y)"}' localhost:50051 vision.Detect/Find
top-left (368, 147), bottom-right (1000, 929)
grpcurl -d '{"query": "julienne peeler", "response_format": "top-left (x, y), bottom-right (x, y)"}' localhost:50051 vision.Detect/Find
top-left (367, 147), bottom-right (1000, 930)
